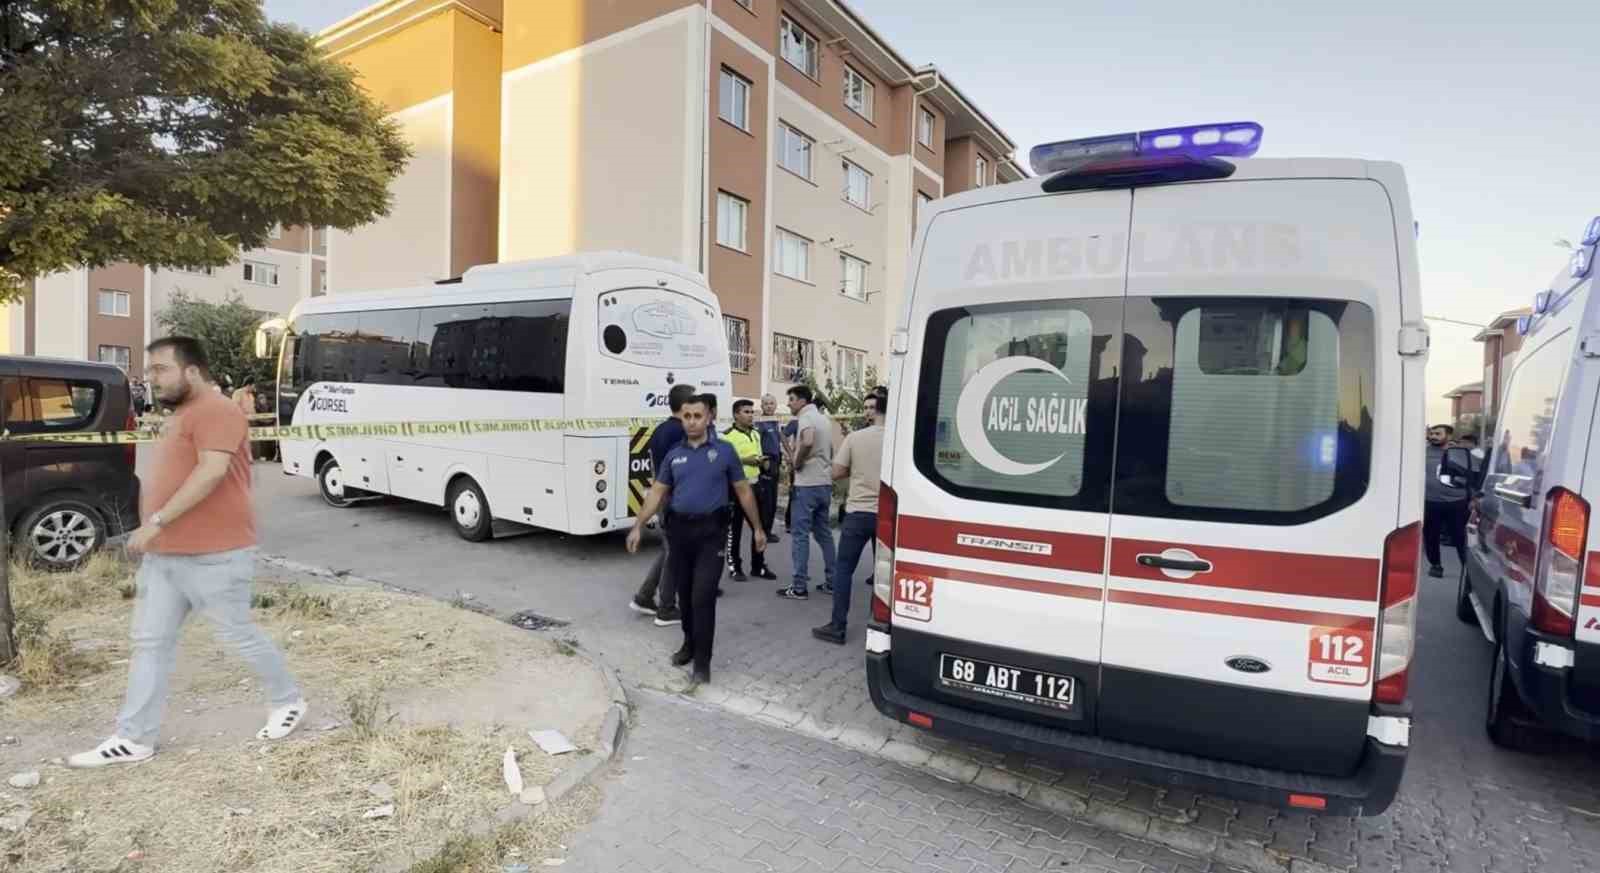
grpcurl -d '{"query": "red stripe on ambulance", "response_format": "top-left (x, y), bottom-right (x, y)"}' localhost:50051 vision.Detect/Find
top-left (1107, 590), bottom-right (1376, 630)
top-left (1109, 538), bottom-right (1379, 601)
top-left (894, 560), bottom-right (1102, 601)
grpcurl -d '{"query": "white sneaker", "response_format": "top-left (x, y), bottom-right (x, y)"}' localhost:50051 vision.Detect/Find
top-left (257, 699), bottom-right (309, 741)
top-left (67, 736), bottom-right (155, 769)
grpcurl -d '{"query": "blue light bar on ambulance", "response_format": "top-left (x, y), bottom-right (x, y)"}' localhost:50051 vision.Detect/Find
top-left (1574, 247), bottom-right (1594, 280)
top-left (1030, 121), bottom-right (1262, 176)
top-left (1534, 289), bottom-right (1554, 313)
top-left (1584, 216), bottom-right (1600, 247)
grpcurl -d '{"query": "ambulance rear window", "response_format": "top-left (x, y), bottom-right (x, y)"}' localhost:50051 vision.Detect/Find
top-left (913, 298), bottom-right (1122, 511)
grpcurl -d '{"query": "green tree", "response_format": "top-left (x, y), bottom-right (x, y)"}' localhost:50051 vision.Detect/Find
top-left (157, 291), bottom-right (277, 389)
top-left (0, 0), bottom-right (411, 299)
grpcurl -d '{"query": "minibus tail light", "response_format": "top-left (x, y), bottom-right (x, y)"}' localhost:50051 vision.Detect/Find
top-left (1374, 523), bottom-right (1419, 705)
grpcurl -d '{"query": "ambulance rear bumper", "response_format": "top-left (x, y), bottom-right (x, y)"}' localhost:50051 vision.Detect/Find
top-left (865, 647), bottom-right (1408, 816)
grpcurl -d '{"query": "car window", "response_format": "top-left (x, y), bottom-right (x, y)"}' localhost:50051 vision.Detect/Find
top-left (913, 298), bottom-right (1122, 511)
top-left (1115, 298), bottom-right (1375, 525)
top-left (7, 378), bottom-right (102, 435)
top-left (1488, 330), bottom-right (1574, 498)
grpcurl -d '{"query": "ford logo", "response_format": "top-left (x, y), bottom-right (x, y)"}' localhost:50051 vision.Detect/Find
top-left (1225, 656), bottom-right (1271, 674)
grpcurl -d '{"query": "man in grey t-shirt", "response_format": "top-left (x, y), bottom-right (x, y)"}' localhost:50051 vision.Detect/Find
top-left (777, 385), bottom-right (837, 599)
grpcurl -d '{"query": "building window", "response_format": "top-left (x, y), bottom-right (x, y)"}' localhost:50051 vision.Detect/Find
top-left (842, 159), bottom-right (871, 209)
top-left (243, 260), bottom-right (279, 286)
top-left (319, 272), bottom-right (328, 294)
top-left (733, 0), bottom-right (753, 8)
top-left (97, 345), bottom-right (131, 372)
top-left (775, 229), bottom-right (811, 282)
top-left (716, 191), bottom-right (749, 252)
top-left (975, 155), bottom-right (989, 187)
top-left (718, 67), bottom-right (751, 131)
top-left (97, 289), bottom-right (130, 317)
top-left (724, 315), bottom-right (752, 373)
top-left (313, 226), bottom-right (328, 256)
top-left (918, 108), bottom-right (936, 148)
top-left (839, 254), bottom-right (869, 301)
top-left (779, 16), bottom-right (819, 79)
top-left (774, 333), bottom-right (815, 383)
top-left (842, 66), bottom-right (874, 121)
top-left (778, 123), bottom-right (813, 180)
top-left (835, 346), bottom-right (865, 391)
top-left (173, 265), bottom-right (214, 277)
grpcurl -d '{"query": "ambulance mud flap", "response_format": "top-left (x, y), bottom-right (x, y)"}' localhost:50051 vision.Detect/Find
top-left (865, 645), bottom-right (1407, 816)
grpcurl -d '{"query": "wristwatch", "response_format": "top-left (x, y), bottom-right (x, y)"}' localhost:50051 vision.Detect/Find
top-left (149, 512), bottom-right (166, 529)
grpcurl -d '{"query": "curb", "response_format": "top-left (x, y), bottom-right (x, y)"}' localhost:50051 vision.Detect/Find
top-left (690, 684), bottom-right (1327, 873)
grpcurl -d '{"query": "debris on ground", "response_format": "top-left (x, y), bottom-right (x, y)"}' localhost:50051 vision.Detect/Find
top-left (0, 809), bottom-right (33, 833)
top-left (519, 786), bottom-right (545, 806)
top-left (503, 747), bottom-right (524, 796)
top-left (361, 804), bottom-right (394, 820)
top-left (508, 611), bottom-right (571, 631)
top-left (7, 772), bottom-right (40, 789)
top-left (0, 676), bottom-right (19, 700)
top-left (366, 782), bottom-right (394, 802)
top-left (529, 730), bottom-right (576, 756)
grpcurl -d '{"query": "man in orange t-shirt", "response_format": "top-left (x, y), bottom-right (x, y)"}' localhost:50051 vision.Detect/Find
top-left (69, 337), bottom-right (306, 769)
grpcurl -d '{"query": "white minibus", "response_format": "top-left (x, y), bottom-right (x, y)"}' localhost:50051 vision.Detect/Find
top-left (274, 252), bottom-right (732, 538)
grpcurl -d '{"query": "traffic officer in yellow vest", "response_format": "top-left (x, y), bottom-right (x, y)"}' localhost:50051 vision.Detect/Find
top-left (723, 399), bottom-right (774, 581)
top-left (627, 394), bottom-right (765, 685)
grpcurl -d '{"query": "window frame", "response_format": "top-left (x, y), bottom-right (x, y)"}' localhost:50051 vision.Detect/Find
top-left (774, 228), bottom-right (812, 282)
top-left (97, 289), bottom-right (131, 317)
top-left (842, 158), bottom-right (871, 210)
top-left (839, 253), bottom-right (869, 302)
top-left (715, 190), bottom-right (749, 252)
top-left (777, 122), bottom-right (814, 181)
top-left (917, 107), bottom-right (936, 148)
top-left (718, 66), bottom-right (752, 131)
top-left (773, 332), bottom-right (815, 383)
top-left (834, 345), bottom-right (865, 391)
top-left (243, 260), bottom-right (280, 287)
top-left (97, 344), bottom-right (131, 371)
top-left (779, 15), bottom-right (820, 79)
top-left (723, 315), bottom-right (752, 374)
top-left (974, 155), bottom-right (989, 187)
top-left (842, 65), bottom-right (874, 121)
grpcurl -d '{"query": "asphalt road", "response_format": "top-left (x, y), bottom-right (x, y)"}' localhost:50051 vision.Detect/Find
top-left (242, 459), bottom-right (1600, 871)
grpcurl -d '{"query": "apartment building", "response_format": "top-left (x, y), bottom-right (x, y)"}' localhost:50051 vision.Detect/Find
top-left (1, 226), bottom-right (328, 376)
top-left (319, 0), bottom-right (1023, 398)
top-left (1473, 306), bottom-right (1531, 426)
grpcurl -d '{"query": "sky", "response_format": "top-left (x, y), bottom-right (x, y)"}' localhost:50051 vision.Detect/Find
top-left (265, 0), bottom-right (1599, 424)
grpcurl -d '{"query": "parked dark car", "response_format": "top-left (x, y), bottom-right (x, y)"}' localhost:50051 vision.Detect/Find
top-left (1, 356), bottom-right (140, 569)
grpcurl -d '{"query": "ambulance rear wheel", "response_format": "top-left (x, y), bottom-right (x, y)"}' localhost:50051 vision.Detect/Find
top-left (1456, 567), bottom-right (1477, 625)
top-left (448, 477), bottom-right (492, 542)
top-left (1486, 635), bottom-right (1546, 752)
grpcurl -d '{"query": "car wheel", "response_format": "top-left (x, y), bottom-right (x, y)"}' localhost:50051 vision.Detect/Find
top-left (17, 499), bottom-right (106, 570)
top-left (317, 458), bottom-right (359, 508)
top-left (1486, 636), bottom-right (1546, 751)
top-left (1456, 566), bottom-right (1478, 624)
top-left (448, 477), bottom-right (493, 542)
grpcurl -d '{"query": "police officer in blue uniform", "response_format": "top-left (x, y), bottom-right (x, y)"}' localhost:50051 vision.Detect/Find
top-left (627, 393), bottom-right (765, 684)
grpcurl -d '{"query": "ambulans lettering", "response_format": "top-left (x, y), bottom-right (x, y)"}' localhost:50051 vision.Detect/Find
top-left (955, 356), bottom-right (1085, 477)
top-left (962, 222), bottom-right (1301, 285)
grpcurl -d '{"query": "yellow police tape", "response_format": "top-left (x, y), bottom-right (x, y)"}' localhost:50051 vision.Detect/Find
top-left (5, 413), bottom-right (867, 445)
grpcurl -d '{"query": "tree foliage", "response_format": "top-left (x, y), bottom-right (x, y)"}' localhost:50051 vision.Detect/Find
top-left (156, 290), bottom-right (276, 389)
top-left (0, 1), bottom-right (410, 299)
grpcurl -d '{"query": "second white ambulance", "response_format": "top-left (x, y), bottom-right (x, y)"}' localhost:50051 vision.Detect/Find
top-left (868, 122), bottom-right (1422, 815)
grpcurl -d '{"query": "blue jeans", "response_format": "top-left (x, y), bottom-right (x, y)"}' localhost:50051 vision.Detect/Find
top-left (830, 511), bottom-right (877, 630)
top-left (789, 485), bottom-right (837, 592)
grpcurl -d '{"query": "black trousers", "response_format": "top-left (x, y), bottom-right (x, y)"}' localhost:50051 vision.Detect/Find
top-left (1423, 499), bottom-right (1469, 568)
top-left (727, 499), bottom-right (767, 574)
top-left (755, 473), bottom-right (778, 535)
top-left (667, 513), bottom-right (728, 672)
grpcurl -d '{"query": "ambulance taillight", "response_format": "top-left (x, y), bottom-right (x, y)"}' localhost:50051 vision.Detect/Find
top-left (1532, 487), bottom-right (1588, 637)
top-left (871, 482), bottom-right (897, 625)
top-left (1374, 523), bottom-right (1420, 704)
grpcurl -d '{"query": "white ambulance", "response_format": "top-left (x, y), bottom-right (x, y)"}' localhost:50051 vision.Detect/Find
top-left (867, 122), bottom-right (1421, 815)
top-left (1455, 215), bottom-right (1600, 751)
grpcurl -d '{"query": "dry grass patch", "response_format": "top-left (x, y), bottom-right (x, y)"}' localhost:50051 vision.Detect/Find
top-left (7, 707), bottom-right (585, 873)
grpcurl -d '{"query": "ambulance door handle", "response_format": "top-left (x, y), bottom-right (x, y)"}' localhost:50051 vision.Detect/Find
top-left (1137, 552), bottom-right (1212, 574)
